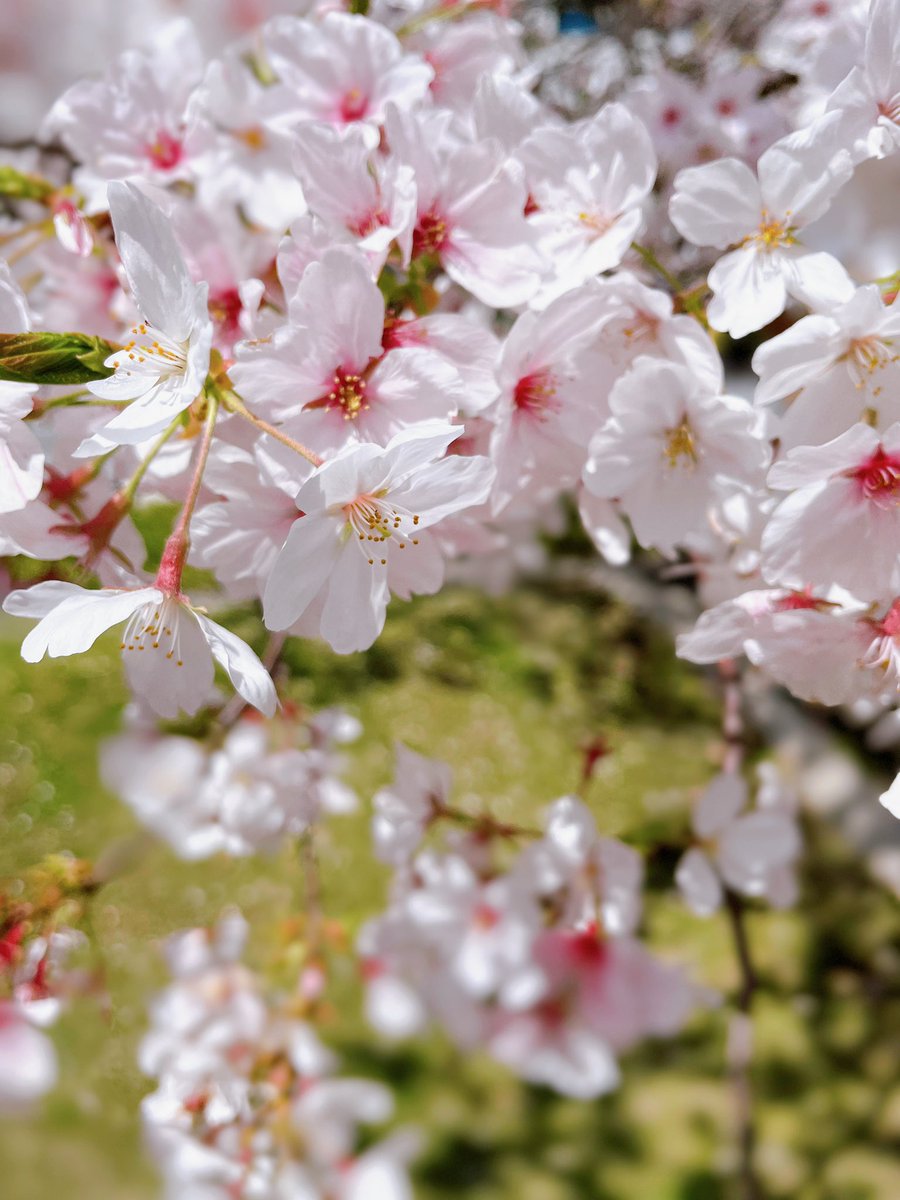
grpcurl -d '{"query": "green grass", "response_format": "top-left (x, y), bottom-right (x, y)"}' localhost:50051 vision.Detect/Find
top-left (0, 580), bottom-right (898, 1199)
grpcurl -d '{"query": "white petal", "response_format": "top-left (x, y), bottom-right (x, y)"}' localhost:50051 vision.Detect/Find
top-left (17, 587), bottom-right (158, 662)
top-left (675, 848), bottom-right (723, 916)
top-left (108, 181), bottom-right (196, 341)
top-left (263, 515), bottom-right (339, 631)
top-left (196, 614), bottom-right (277, 716)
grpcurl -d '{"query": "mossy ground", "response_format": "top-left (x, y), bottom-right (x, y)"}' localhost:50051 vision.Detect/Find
top-left (0, 579), bottom-right (897, 1199)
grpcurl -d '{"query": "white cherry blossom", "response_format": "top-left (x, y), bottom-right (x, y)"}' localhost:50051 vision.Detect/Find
top-left (3, 580), bottom-right (276, 718)
top-left (81, 182), bottom-right (212, 451)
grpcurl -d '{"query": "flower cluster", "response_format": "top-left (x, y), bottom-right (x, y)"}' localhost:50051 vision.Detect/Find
top-left (140, 912), bottom-right (415, 1199)
top-left (360, 747), bottom-right (702, 1099)
top-left (2, 0), bottom-right (900, 1183)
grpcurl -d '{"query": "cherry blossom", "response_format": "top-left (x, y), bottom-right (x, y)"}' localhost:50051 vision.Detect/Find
top-left (676, 769), bottom-right (802, 915)
top-left (752, 284), bottom-right (900, 448)
top-left (582, 356), bottom-right (768, 556)
top-left (2, 580), bottom-right (276, 718)
top-left (81, 181), bottom-right (212, 450)
top-left (761, 422), bottom-right (900, 600)
top-left (826, 0), bottom-right (900, 161)
top-left (669, 119), bottom-right (855, 337)
top-left (262, 422), bottom-right (494, 652)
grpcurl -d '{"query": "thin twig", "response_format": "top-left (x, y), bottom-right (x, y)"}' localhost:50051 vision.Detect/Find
top-left (717, 659), bottom-right (763, 1200)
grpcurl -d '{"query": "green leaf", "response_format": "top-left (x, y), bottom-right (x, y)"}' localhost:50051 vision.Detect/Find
top-left (0, 332), bottom-right (118, 385)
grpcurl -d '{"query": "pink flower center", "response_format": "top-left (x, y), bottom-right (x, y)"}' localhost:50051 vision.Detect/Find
top-left (772, 589), bottom-right (830, 613)
top-left (877, 598), bottom-right (900, 639)
top-left (145, 129), bottom-right (183, 170)
top-left (563, 927), bottom-right (608, 969)
top-left (661, 106), bottom-right (682, 128)
top-left (877, 95), bottom-right (900, 125)
top-left (412, 207), bottom-right (450, 258)
top-left (513, 369), bottom-right (559, 419)
top-left (209, 287), bottom-right (243, 343)
top-left (323, 367), bottom-right (370, 421)
top-left (339, 87), bottom-right (369, 122)
top-left (347, 207), bottom-right (389, 238)
top-left (848, 446), bottom-right (900, 507)
top-left (473, 904), bottom-right (501, 930)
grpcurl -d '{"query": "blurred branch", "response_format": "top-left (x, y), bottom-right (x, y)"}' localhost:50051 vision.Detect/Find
top-left (718, 660), bottom-right (762, 1200)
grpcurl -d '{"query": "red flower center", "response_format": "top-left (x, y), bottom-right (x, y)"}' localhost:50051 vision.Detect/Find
top-left (848, 446), bottom-right (900, 506)
top-left (145, 129), bottom-right (183, 170)
top-left (339, 88), bottom-right (369, 122)
top-left (412, 208), bottom-right (450, 258)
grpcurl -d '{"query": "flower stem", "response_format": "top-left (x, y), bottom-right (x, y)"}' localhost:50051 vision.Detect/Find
top-left (217, 386), bottom-right (324, 467)
top-left (718, 659), bottom-right (762, 1200)
top-left (630, 241), bottom-right (684, 292)
top-left (121, 414), bottom-right (185, 504)
top-left (156, 395), bottom-right (219, 593)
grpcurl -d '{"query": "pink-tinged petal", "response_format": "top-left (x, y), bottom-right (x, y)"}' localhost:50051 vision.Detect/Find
top-left (320, 540), bottom-right (389, 653)
top-left (288, 247), bottom-right (384, 367)
top-left (15, 585), bottom-right (160, 662)
top-left (263, 514), bottom-right (341, 632)
top-left (362, 349), bottom-right (464, 444)
top-left (767, 424), bottom-right (879, 490)
top-left (107, 181), bottom-right (195, 342)
top-left (0, 1006), bottom-right (57, 1113)
top-left (489, 1015), bottom-right (620, 1099)
top-left (762, 476), bottom-right (900, 598)
top-left (669, 158), bottom-right (761, 248)
top-left (694, 773), bottom-right (747, 838)
top-left (196, 614), bottom-right (277, 717)
top-left (676, 848), bottom-right (723, 916)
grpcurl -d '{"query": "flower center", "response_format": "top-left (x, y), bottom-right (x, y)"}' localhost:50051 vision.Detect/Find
top-left (412, 208), bottom-right (449, 258)
top-left (235, 125), bottom-right (267, 151)
top-left (877, 94), bottom-right (900, 125)
top-left (513, 369), bottom-right (559, 419)
top-left (577, 209), bottom-right (614, 239)
top-left (117, 322), bottom-right (189, 380)
top-left (347, 207), bottom-right (389, 238)
top-left (327, 368), bottom-right (369, 420)
top-left (209, 288), bottom-right (243, 342)
top-left (842, 335), bottom-right (900, 395)
top-left (663, 418), bottom-right (698, 468)
top-left (145, 129), bottom-right (183, 170)
top-left (750, 210), bottom-right (796, 250)
top-left (120, 597), bottom-right (187, 664)
top-left (339, 87), bottom-right (369, 122)
top-left (343, 492), bottom-right (420, 565)
top-left (848, 446), bottom-right (900, 506)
